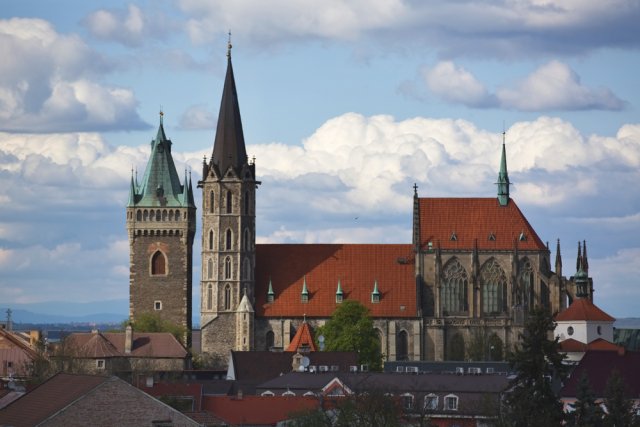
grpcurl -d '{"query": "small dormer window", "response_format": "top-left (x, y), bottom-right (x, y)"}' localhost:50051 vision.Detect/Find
top-left (488, 232), bottom-right (496, 241)
top-left (450, 232), bottom-right (457, 241)
top-left (519, 231), bottom-right (527, 241)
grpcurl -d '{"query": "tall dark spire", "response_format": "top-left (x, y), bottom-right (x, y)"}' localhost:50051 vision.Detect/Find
top-left (210, 39), bottom-right (247, 176)
top-left (555, 239), bottom-right (562, 277)
top-left (496, 131), bottom-right (510, 206)
top-left (575, 241), bottom-right (589, 298)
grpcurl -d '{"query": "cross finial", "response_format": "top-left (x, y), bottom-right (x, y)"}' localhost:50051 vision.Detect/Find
top-left (227, 31), bottom-right (232, 58)
top-left (159, 107), bottom-right (164, 124)
top-left (413, 182), bottom-right (418, 196)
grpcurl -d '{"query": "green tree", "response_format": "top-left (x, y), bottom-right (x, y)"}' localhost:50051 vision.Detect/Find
top-left (125, 312), bottom-right (187, 344)
top-left (316, 300), bottom-right (382, 371)
top-left (567, 371), bottom-right (604, 427)
top-left (603, 369), bottom-right (638, 427)
top-left (502, 307), bottom-right (567, 426)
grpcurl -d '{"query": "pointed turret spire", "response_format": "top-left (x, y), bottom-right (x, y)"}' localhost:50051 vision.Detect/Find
top-left (555, 239), bottom-right (562, 277)
top-left (582, 240), bottom-right (589, 273)
top-left (576, 241), bottom-right (583, 272)
top-left (336, 279), bottom-right (344, 303)
top-left (496, 131), bottom-right (510, 206)
top-left (301, 276), bottom-right (309, 303)
top-left (210, 40), bottom-right (247, 176)
top-left (371, 279), bottom-right (381, 303)
top-left (575, 241), bottom-right (589, 298)
top-left (267, 277), bottom-right (275, 302)
top-left (127, 170), bottom-right (137, 207)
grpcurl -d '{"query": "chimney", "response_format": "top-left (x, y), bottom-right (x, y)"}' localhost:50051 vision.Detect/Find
top-left (125, 325), bottom-right (133, 354)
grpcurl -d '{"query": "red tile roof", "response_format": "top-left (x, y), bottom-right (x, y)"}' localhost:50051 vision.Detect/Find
top-left (418, 198), bottom-right (547, 251)
top-left (202, 395), bottom-right (319, 425)
top-left (559, 338), bottom-right (622, 352)
top-left (0, 373), bottom-right (108, 427)
top-left (555, 298), bottom-right (615, 322)
top-left (286, 322), bottom-right (317, 352)
top-left (255, 244), bottom-right (417, 318)
top-left (66, 331), bottom-right (188, 358)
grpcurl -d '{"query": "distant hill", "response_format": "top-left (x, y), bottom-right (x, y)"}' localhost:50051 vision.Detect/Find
top-left (614, 318), bottom-right (640, 329)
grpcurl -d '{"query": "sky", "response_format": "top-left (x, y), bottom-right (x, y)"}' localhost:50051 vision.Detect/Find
top-left (0, 0), bottom-right (639, 320)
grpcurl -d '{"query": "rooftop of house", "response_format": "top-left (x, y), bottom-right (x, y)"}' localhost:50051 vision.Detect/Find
top-left (64, 330), bottom-right (188, 359)
top-left (255, 244), bottom-right (417, 318)
top-left (555, 298), bottom-right (615, 322)
top-left (559, 338), bottom-right (622, 353)
top-left (561, 350), bottom-right (640, 398)
top-left (202, 395), bottom-right (319, 426)
top-left (418, 197), bottom-right (547, 251)
top-left (286, 321), bottom-right (317, 352)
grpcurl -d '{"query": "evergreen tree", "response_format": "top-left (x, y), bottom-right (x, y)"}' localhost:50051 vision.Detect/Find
top-left (603, 369), bottom-right (637, 427)
top-left (567, 371), bottom-right (604, 427)
top-left (316, 300), bottom-right (382, 371)
top-left (502, 307), bottom-right (567, 426)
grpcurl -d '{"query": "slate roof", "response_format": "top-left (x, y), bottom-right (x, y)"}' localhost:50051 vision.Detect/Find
top-left (66, 331), bottom-right (188, 359)
top-left (418, 198), bottom-right (547, 251)
top-left (555, 298), bottom-right (615, 322)
top-left (202, 395), bottom-right (319, 425)
top-left (561, 350), bottom-right (640, 398)
top-left (286, 322), bottom-right (317, 352)
top-left (255, 244), bottom-right (417, 318)
top-left (0, 373), bottom-right (108, 426)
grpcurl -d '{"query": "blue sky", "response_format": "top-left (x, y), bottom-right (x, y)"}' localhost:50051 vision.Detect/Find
top-left (0, 1), bottom-right (639, 320)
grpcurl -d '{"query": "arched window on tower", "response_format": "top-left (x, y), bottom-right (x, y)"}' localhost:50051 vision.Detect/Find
top-left (207, 258), bottom-right (214, 279)
top-left (207, 284), bottom-right (213, 310)
top-left (225, 257), bottom-right (232, 279)
top-left (209, 230), bottom-right (214, 250)
top-left (209, 191), bottom-right (215, 214)
top-left (226, 229), bottom-right (232, 250)
top-left (244, 191), bottom-right (250, 215)
top-left (481, 259), bottom-right (508, 315)
top-left (226, 191), bottom-right (232, 214)
top-left (224, 285), bottom-right (231, 310)
top-left (396, 330), bottom-right (408, 361)
top-left (442, 258), bottom-right (469, 315)
top-left (151, 251), bottom-right (167, 275)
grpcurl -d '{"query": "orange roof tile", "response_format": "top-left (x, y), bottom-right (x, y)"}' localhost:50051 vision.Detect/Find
top-left (559, 338), bottom-right (622, 352)
top-left (202, 395), bottom-right (319, 425)
top-left (286, 322), bottom-right (317, 352)
top-left (555, 298), bottom-right (615, 322)
top-left (66, 332), bottom-right (187, 358)
top-left (255, 244), bottom-right (417, 318)
top-left (418, 198), bottom-right (547, 251)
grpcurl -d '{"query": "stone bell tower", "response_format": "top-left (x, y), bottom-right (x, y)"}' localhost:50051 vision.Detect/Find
top-left (199, 43), bottom-right (258, 360)
top-left (126, 112), bottom-right (196, 340)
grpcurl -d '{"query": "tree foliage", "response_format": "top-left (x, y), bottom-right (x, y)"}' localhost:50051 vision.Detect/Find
top-left (502, 307), bottom-right (567, 426)
top-left (125, 312), bottom-right (187, 344)
top-left (567, 371), bottom-right (604, 427)
top-left (603, 369), bottom-right (638, 427)
top-left (316, 300), bottom-right (382, 371)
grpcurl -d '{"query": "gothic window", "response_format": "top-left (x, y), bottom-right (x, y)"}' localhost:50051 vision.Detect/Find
top-left (442, 259), bottom-right (468, 315)
top-left (143, 210), bottom-right (148, 221)
top-left (168, 210), bottom-right (174, 221)
top-left (149, 210), bottom-right (154, 221)
top-left (226, 229), bottom-right (232, 250)
top-left (207, 258), bottom-right (213, 279)
top-left (209, 191), bottom-right (215, 214)
top-left (136, 210), bottom-right (142, 221)
top-left (226, 190), bottom-right (232, 213)
top-left (162, 210), bottom-right (167, 221)
top-left (206, 284), bottom-right (213, 310)
top-left (155, 210), bottom-right (161, 221)
top-left (224, 285), bottom-right (231, 310)
top-left (519, 259), bottom-right (534, 311)
top-left (243, 258), bottom-right (251, 280)
top-left (244, 191), bottom-right (250, 215)
top-left (243, 229), bottom-right (250, 250)
top-left (481, 259), bottom-right (507, 315)
top-left (209, 230), bottom-right (214, 250)
top-left (266, 331), bottom-right (275, 350)
top-left (225, 257), bottom-right (232, 279)
top-left (175, 209), bottom-right (181, 221)
top-left (396, 330), bottom-right (408, 361)
top-left (151, 251), bottom-right (166, 275)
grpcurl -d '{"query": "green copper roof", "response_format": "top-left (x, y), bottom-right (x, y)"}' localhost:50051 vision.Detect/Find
top-left (301, 276), bottom-right (309, 296)
top-left (496, 133), bottom-right (510, 206)
top-left (128, 115), bottom-right (194, 208)
top-left (372, 280), bottom-right (380, 296)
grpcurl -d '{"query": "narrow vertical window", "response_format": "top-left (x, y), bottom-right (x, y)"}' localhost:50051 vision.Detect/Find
top-left (226, 190), bottom-right (232, 213)
top-left (225, 257), bottom-right (232, 279)
top-left (209, 230), bottom-right (214, 250)
top-left (224, 285), bottom-right (231, 310)
top-left (207, 258), bottom-right (213, 279)
top-left (207, 284), bottom-right (213, 310)
top-left (481, 258), bottom-right (507, 314)
top-left (151, 251), bottom-right (166, 275)
top-left (226, 229), bottom-right (232, 250)
top-left (209, 191), bottom-right (215, 214)
top-left (396, 330), bottom-right (408, 361)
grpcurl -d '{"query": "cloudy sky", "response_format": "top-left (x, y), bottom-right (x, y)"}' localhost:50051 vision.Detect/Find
top-left (1, 0), bottom-right (639, 320)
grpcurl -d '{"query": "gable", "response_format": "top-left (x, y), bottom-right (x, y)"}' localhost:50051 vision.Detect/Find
top-left (418, 198), bottom-right (547, 251)
top-left (255, 244), bottom-right (417, 318)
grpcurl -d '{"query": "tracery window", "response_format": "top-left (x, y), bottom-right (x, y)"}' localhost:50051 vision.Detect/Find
top-left (519, 259), bottom-right (534, 310)
top-left (226, 190), bottom-right (232, 213)
top-left (442, 259), bottom-right (468, 315)
top-left (224, 257), bottom-right (232, 279)
top-left (396, 330), bottom-right (408, 361)
top-left (224, 285), bottom-right (231, 310)
top-left (481, 259), bottom-right (507, 314)
top-left (209, 191), bottom-right (215, 214)
top-left (226, 229), bottom-right (232, 250)
top-left (209, 230), bottom-right (214, 250)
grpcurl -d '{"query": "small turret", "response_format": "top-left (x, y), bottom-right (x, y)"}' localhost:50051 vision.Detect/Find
top-left (555, 239), bottom-right (562, 277)
top-left (496, 132), bottom-right (510, 206)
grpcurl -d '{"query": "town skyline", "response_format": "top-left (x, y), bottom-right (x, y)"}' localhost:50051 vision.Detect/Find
top-left (1, 1), bottom-right (639, 318)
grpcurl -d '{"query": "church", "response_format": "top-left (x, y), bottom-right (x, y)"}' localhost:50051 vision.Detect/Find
top-left (127, 45), bottom-right (592, 363)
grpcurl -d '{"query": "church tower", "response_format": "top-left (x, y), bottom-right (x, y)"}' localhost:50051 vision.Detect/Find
top-left (126, 113), bottom-right (196, 340)
top-left (199, 43), bottom-right (258, 360)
